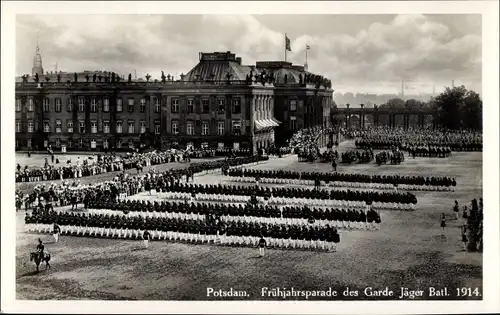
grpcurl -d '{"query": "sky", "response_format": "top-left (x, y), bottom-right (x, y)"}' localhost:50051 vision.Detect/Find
top-left (16, 14), bottom-right (482, 95)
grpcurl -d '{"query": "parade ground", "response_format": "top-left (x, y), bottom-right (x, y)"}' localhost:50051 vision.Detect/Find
top-left (15, 142), bottom-right (483, 300)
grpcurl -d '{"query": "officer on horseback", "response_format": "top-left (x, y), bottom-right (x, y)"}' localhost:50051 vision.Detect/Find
top-left (36, 238), bottom-right (45, 260)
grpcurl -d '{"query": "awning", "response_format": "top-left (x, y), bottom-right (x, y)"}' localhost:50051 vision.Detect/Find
top-left (255, 119), bottom-right (281, 132)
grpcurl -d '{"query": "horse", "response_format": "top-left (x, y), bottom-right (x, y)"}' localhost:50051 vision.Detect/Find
top-left (30, 252), bottom-right (51, 273)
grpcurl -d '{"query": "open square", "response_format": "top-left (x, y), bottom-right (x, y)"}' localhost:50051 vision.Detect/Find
top-left (15, 141), bottom-right (482, 300)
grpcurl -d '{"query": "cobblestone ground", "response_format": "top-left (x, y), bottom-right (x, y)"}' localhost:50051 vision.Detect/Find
top-left (15, 141), bottom-right (482, 300)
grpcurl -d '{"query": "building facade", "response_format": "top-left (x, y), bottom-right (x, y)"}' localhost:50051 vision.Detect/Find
top-left (15, 50), bottom-right (334, 152)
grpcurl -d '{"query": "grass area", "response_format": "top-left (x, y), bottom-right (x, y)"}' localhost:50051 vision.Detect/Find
top-left (15, 141), bottom-right (482, 300)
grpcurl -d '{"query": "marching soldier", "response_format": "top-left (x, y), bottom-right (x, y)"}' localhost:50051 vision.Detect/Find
top-left (258, 235), bottom-right (267, 257)
top-left (53, 221), bottom-right (61, 243)
top-left (453, 200), bottom-right (459, 220)
top-left (143, 229), bottom-right (151, 248)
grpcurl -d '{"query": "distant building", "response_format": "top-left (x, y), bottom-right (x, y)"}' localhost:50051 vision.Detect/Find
top-left (15, 48), bottom-right (334, 152)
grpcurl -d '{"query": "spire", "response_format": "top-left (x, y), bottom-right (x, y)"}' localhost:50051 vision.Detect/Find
top-left (32, 38), bottom-right (44, 77)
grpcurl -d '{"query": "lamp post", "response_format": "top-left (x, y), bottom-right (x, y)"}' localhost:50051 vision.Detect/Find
top-left (360, 103), bottom-right (365, 129)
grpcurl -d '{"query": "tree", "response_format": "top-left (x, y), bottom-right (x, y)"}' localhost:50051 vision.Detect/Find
top-left (405, 99), bottom-right (425, 110)
top-left (434, 85), bottom-right (482, 130)
top-left (381, 98), bottom-right (405, 109)
top-left (461, 90), bottom-right (482, 130)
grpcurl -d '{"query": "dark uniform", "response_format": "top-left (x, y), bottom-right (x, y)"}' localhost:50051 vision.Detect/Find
top-left (143, 230), bottom-right (151, 248)
top-left (36, 239), bottom-right (45, 259)
top-left (53, 223), bottom-right (60, 242)
top-left (258, 236), bottom-right (267, 257)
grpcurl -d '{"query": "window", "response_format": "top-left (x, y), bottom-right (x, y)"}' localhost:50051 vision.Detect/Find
top-left (187, 99), bottom-right (194, 114)
top-left (154, 97), bottom-right (160, 113)
top-left (140, 98), bottom-right (146, 113)
top-left (28, 98), bottom-right (34, 111)
top-left (103, 139), bottom-right (109, 149)
top-left (116, 99), bottom-right (123, 112)
top-left (128, 121), bottom-right (135, 134)
top-left (28, 121), bottom-right (34, 133)
top-left (91, 121), bottom-right (97, 133)
top-left (232, 99), bottom-right (241, 114)
top-left (116, 122), bottom-right (123, 134)
top-left (67, 139), bottom-right (72, 148)
top-left (90, 98), bottom-right (97, 112)
top-left (232, 120), bottom-right (241, 135)
top-left (16, 140), bottom-right (19, 148)
top-left (79, 121), bottom-right (85, 133)
top-left (43, 121), bottom-right (50, 132)
top-left (290, 99), bottom-right (297, 111)
top-left (202, 99), bottom-right (210, 113)
top-left (78, 139), bottom-right (84, 148)
top-left (27, 138), bottom-right (32, 148)
top-left (202, 121), bottom-right (209, 135)
top-left (67, 98), bottom-right (73, 112)
top-left (186, 142), bottom-right (194, 150)
top-left (103, 122), bottom-right (110, 134)
top-left (233, 142), bottom-right (240, 150)
top-left (187, 122), bottom-right (194, 135)
top-left (55, 138), bottom-right (61, 147)
top-left (171, 98), bottom-right (179, 113)
top-left (67, 121), bottom-right (73, 133)
top-left (290, 116), bottom-right (297, 130)
top-left (154, 124), bottom-right (160, 135)
top-left (171, 121), bottom-right (179, 134)
top-left (78, 98), bottom-right (85, 112)
top-left (16, 121), bottom-right (21, 132)
top-left (217, 121), bottom-right (225, 135)
top-left (128, 98), bottom-right (134, 112)
top-left (201, 142), bottom-right (208, 149)
top-left (55, 120), bottom-right (62, 133)
top-left (42, 98), bottom-right (50, 112)
top-left (16, 98), bottom-right (21, 111)
top-left (218, 142), bottom-right (224, 149)
top-left (90, 139), bottom-right (97, 149)
top-left (218, 99), bottom-right (225, 113)
top-left (128, 140), bottom-right (134, 149)
top-left (55, 98), bottom-right (62, 112)
top-left (103, 98), bottom-right (109, 112)
top-left (116, 139), bottom-right (122, 148)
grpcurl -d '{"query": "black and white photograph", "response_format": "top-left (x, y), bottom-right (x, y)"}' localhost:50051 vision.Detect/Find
top-left (1, 1), bottom-right (499, 314)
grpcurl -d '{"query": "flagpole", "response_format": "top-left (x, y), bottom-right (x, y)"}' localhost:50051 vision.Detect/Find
top-left (284, 33), bottom-right (287, 62)
top-left (305, 45), bottom-right (308, 66)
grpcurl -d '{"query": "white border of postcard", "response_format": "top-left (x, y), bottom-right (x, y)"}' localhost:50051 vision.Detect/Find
top-left (2, 1), bottom-right (499, 314)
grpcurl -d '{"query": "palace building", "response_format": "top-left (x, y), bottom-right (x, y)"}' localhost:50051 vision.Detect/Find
top-left (15, 47), bottom-right (334, 152)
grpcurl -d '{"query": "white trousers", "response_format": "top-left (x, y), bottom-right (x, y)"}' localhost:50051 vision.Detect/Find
top-left (259, 247), bottom-right (265, 257)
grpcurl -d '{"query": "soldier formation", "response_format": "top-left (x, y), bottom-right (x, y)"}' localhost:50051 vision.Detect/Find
top-left (354, 126), bottom-right (482, 152)
top-left (227, 168), bottom-right (456, 189)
